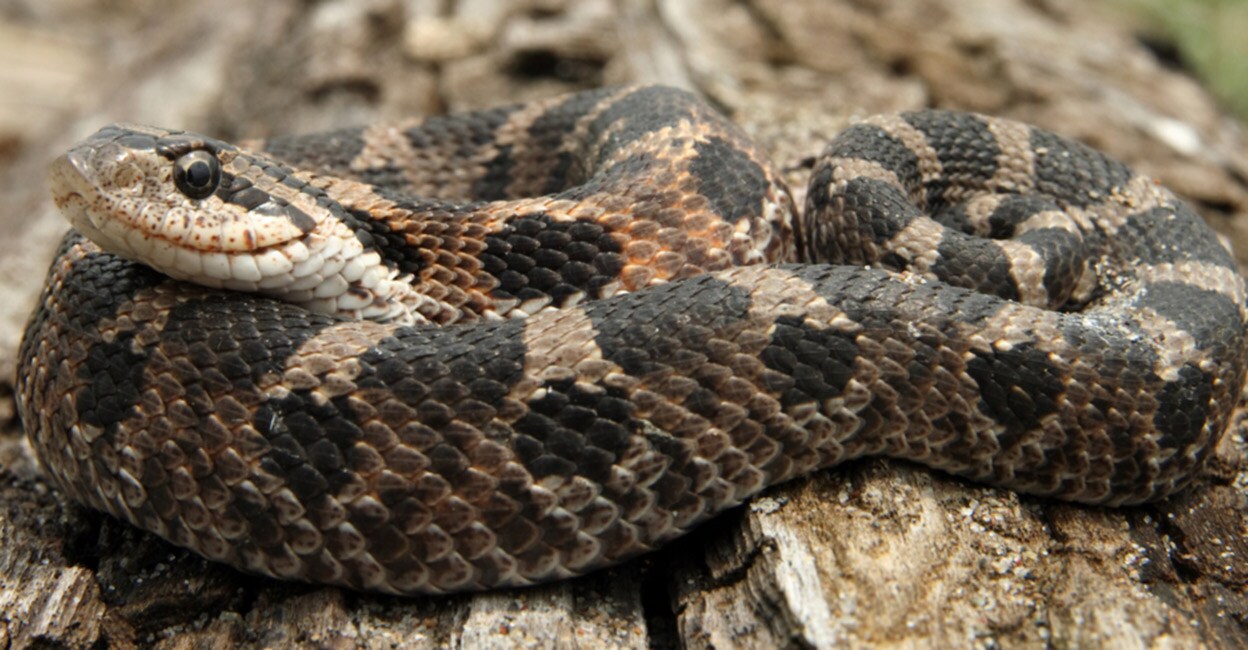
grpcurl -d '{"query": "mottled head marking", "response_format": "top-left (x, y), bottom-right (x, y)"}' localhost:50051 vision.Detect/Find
top-left (50, 124), bottom-right (414, 322)
top-left (50, 124), bottom-right (327, 255)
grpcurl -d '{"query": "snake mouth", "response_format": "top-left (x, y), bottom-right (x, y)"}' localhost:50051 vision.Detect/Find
top-left (50, 149), bottom-right (94, 205)
top-left (49, 149), bottom-right (114, 242)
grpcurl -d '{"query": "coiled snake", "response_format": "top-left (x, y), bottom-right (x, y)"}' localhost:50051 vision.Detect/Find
top-left (17, 85), bottom-right (1248, 594)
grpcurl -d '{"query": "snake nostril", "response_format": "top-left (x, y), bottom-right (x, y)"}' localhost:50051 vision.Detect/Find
top-left (114, 163), bottom-right (145, 194)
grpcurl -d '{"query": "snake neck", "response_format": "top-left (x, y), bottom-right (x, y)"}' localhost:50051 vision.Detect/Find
top-left (305, 175), bottom-right (512, 325)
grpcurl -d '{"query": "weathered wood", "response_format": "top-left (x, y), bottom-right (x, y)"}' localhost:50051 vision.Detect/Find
top-left (1, 0), bottom-right (1246, 647)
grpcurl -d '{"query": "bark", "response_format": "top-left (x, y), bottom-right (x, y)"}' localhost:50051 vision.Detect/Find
top-left (0, 0), bottom-right (1246, 647)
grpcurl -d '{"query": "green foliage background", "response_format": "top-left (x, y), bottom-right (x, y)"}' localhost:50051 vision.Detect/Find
top-left (1120, 0), bottom-right (1248, 119)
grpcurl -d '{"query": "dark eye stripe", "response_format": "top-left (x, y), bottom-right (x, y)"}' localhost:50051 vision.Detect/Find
top-left (231, 187), bottom-right (271, 210)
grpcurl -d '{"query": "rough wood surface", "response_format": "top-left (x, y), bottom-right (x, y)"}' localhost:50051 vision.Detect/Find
top-left (1, 0), bottom-right (1247, 647)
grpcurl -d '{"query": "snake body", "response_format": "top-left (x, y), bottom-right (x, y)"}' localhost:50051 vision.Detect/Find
top-left (18, 86), bottom-right (1248, 594)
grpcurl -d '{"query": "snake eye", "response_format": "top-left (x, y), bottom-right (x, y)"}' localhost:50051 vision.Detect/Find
top-left (173, 150), bottom-right (221, 199)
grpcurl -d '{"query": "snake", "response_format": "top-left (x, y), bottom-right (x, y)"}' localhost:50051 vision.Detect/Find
top-left (16, 85), bottom-right (1248, 595)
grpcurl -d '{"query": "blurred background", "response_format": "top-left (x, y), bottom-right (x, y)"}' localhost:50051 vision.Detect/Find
top-left (1117, 0), bottom-right (1248, 120)
top-left (2, 1), bottom-right (1248, 648)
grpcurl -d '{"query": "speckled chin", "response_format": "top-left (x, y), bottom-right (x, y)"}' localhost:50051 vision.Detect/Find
top-left (49, 126), bottom-right (419, 322)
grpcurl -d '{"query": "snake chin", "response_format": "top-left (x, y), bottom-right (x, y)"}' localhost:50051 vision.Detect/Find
top-left (49, 159), bottom-right (145, 267)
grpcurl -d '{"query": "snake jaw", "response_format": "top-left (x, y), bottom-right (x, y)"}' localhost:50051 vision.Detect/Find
top-left (50, 124), bottom-right (421, 323)
top-left (50, 143), bottom-right (146, 263)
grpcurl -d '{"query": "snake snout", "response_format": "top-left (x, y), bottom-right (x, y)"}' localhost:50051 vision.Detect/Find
top-left (49, 148), bottom-right (92, 201)
top-left (48, 148), bottom-right (105, 231)
top-left (47, 128), bottom-right (169, 267)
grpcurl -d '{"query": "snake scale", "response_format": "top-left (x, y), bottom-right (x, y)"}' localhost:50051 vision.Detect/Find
top-left (17, 85), bottom-right (1248, 594)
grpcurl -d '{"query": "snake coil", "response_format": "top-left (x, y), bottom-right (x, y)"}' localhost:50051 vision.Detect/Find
top-left (18, 86), bottom-right (1248, 594)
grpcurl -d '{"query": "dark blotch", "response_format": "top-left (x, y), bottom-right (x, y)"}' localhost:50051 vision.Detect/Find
top-left (929, 237), bottom-right (1020, 301)
top-left (824, 124), bottom-right (923, 195)
top-left (1117, 205), bottom-right (1238, 270)
top-left (1154, 364), bottom-right (1214, 450)
top-left (482, 213), bottom-right (623, 306)
top-left (759, 315), bottom-right (859, 407)
top-left (528, 88), bottom-right (616, 193)
top-left (902, 111), bottom-right (1000, 209)
top-left (587, 86), bottom-right (700, 164)
top-left (262, 127), bottom-right (368, 175)
top-left (473, 143), bottom-right (515, 201)
top-left (964, 343), bottom-right (1064, 449)
top-left (76, 336), bottom-right (146, 431)
top-left (1030, 127), bottom-right (1134, 208)
top-left (1136, 282), bottom-right (1245, 356)
top-left (586, 274), bottom-right (752, 376)
top-left (688, 136), bottom-right (770, 223)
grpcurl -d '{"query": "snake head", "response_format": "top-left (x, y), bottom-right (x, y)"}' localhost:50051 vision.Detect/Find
top-left (49, 124), bottom-right (413, 321)
top-left (49, 124), bottom-right (334, 282)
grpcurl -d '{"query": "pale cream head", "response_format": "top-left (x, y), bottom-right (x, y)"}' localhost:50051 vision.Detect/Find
top-left (49, 124), bottom-right (415, 322)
